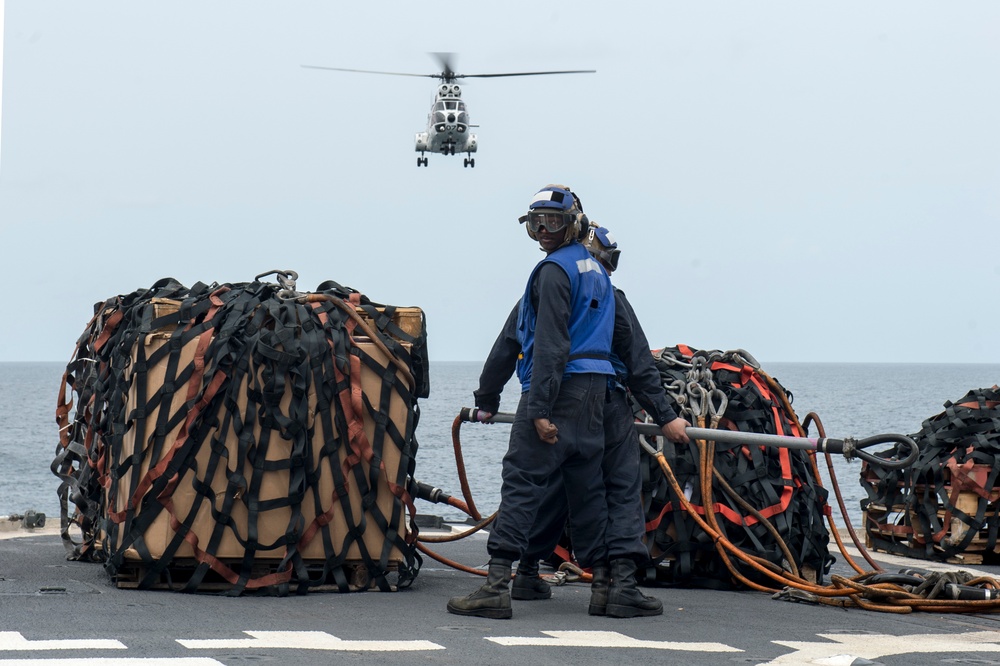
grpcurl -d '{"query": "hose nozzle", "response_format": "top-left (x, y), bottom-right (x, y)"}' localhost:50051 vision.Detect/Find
top-left (413, 480), bottom-right (452, 505)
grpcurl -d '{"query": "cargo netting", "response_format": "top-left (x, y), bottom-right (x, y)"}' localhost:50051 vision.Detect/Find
top-left (52, 271), bottom-right (427, 594)
top-left (638, 345), bottom-right (834, 587)
top-left (861, 386), bottom-right (1000, 564)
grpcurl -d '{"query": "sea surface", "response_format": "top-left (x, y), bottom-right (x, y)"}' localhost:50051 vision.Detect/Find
top-left (2, 361), bottom-right (999, 530)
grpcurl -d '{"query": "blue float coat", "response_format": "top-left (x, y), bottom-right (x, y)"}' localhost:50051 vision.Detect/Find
top-left (475, 285), bottom-right (680, 564)
top-left (481, 242), bottom-right (615, 565)
top-left (515, 243), bottom-right (615, 402)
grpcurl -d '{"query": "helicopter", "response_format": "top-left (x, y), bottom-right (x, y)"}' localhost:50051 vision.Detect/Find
top-left (302, 53), bottom-right (595, 168)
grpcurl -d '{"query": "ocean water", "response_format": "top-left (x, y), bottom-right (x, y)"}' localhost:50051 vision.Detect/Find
top-left (2, 360), bottom-right (999, 530)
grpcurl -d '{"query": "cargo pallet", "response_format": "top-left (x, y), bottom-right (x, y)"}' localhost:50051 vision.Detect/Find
top-left (862, 463), bottom-right (1000, 565)
top-left (113, 557), bottom-right (399, 592)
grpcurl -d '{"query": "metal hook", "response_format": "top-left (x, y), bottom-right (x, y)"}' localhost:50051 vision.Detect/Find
top-left (708, 389), bottom-right (728, 420)
top-left (729, 348), bottom-right (761, 370)
top-left (639, 434), bottom-right (663, 457)
top-left (686, 382), bottom-right (708, 418)
top-left (254, 269), bottom-right (299, 288)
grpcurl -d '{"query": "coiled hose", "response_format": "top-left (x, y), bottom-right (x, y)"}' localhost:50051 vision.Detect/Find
top-left (414, 399), bottom-right (1000, 612)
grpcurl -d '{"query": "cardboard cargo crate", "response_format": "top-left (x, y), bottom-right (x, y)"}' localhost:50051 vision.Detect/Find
top-left (103, 298), bottom-right (417, 590)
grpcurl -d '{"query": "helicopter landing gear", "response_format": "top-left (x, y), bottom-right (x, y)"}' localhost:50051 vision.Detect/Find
top-left (417, 156), bottom-right (428, 167)
top-left (464, 157), bottom-right (475, 168)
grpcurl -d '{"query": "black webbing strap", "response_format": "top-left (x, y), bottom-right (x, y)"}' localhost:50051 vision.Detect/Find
top-left (339, 295), bottom-right (429, 400)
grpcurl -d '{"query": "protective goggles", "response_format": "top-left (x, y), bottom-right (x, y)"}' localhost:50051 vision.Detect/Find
top-left (520, 210), bottom-right (571, 234)
top-left (594, 246), bottom-right (622, 272)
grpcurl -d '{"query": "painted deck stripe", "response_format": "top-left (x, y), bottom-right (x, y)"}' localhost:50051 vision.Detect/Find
top-left (0, 633), bottom-right (125, 651)
top-left (177, 630), bottom-right (444, 652)
top-left (487, 630), bottom-right (739, 652)
top-left (763, 631), bottom-right (1000, 665)
top-left (0, 661), bottom-right (223, 665)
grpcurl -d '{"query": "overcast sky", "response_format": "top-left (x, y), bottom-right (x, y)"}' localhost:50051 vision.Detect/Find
top-left (1, 2), bottom-right (997, 365)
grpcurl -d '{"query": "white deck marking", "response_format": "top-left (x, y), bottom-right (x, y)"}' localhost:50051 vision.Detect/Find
top-left (0, 661), bottom-right (223, 665)
top-left (840, 543), bottom-right (997, 579)
top-left (0, 632), bottom-right (126, 651)
top-left (177, 630), bottom-right (444, 652)
top-left (487, 630), bottom-right (739, 652)
top-left (760, 631), bottom-right (1000, 665)
top-left (813, 657), bottom-right (867, 666)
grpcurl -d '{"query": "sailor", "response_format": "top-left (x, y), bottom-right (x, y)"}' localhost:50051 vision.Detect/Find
top-left (514, 224), bottom-right (691, 617)
top-left (447, 185), bottom-right (615, 619)
top-left (470, 221), bottom-right (690, 617)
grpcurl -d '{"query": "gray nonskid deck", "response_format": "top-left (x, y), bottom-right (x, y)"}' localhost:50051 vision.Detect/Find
top-left (1, 526), bottom-right (999, 666)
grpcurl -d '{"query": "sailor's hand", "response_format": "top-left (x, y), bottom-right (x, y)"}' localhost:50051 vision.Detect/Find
top-left (476, 409), bottom-right (494, 423)
top-left (534, 418), bottom-right (559, 444)
top-left (662, 417), bottom-right (690, 444)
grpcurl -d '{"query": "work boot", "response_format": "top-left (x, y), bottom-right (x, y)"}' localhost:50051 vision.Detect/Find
top-left (588, 561), bottom-right (610, 616)
top-left (606, 558), bottom-right (663, 618)
top-left (446, 558), bottom-right (513, 619)
top-left (512, 559), bottom-right (552, 600)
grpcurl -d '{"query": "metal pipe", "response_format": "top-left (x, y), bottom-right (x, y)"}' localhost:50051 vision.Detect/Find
top-left (458, 407), bottom-right (919, 469)
top-left (649, 425), bottom-right (848, 454)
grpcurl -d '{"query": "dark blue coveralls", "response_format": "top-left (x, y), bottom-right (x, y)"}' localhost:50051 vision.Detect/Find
top-left (476, 286), bottom-right (678, 564)
top-left (482, 242), bottom-right (615, 568)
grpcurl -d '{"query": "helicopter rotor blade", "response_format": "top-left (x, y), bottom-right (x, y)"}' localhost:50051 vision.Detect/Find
top-left (302, 62), bottom-right (596, 83)
top-left (301, 65), bottom-right (438, 79)
top-left (457, 69), bottom-right (597, 78)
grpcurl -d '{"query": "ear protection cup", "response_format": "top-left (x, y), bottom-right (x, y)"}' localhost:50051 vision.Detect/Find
top-left (567, 191), bottom-right (589, 241)
top-left (575, 212), bottom-right (590, 241)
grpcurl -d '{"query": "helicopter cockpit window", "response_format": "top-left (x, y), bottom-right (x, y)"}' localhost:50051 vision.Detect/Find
top-left (434, 101), bottom-right (447, 111)
top-left (445, 101), bottom-right (458, 110)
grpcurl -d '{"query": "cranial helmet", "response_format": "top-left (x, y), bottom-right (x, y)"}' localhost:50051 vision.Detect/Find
top-left (583, 223), bottom-right (621, 273)
top-left (519, 184), bottom-right (590, 246)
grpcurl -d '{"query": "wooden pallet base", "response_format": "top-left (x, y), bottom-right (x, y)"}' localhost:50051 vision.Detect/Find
top-left (863, 503), bottom-right (999, 565)
top-left (114, 557), bottom-right (401, 592)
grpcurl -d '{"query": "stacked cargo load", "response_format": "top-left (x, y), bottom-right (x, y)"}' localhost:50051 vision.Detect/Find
top-left (52, 271), bottom-right (427, 594)
top-left (861, 386), bottom-right (1000, 564)
top-left (638, 345), bottom-right (833, 587)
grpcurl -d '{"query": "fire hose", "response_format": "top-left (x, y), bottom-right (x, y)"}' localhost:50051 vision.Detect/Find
top-left (414, 406), bottom-right (1000, 613)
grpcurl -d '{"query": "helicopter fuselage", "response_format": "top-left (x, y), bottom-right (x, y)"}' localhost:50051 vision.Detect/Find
top-left (301, 55), bottom-right (594, 169)
top-left (415, 83), bottom-right (477, 167)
